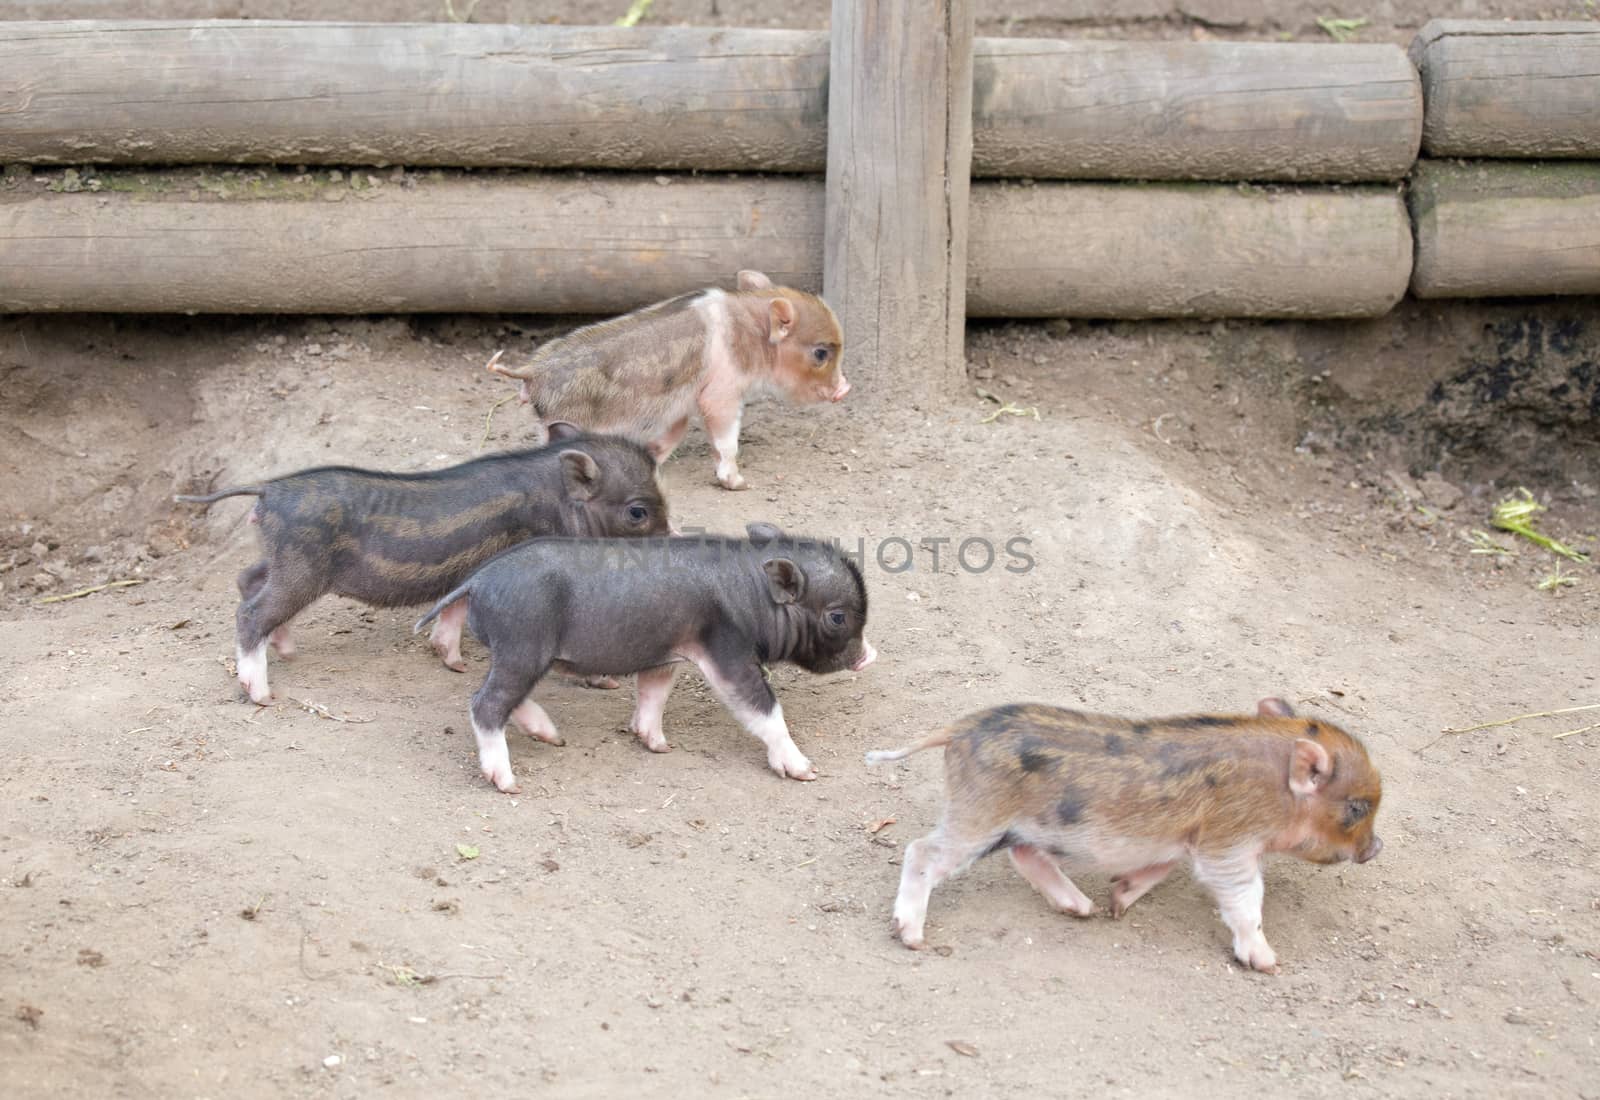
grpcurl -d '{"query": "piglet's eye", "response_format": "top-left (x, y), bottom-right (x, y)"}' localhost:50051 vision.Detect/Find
top-left (1343, 799), bottom-right (1371, 826)
top-left (811, 347), bottom-right (830, 365)
top-left (827, 610), bottom-right (846, 628)
top-left (627, 504), bottom-right (648, 523)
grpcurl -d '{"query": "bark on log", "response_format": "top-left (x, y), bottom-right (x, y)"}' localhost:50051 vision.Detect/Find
top-left (973, 39), bottom-right (1420, 181)
top-left (967, 182), bottom-right (1412, 319)
top-left (0, 22), bottom-right (831, 171)
top-left (1, 22), bottom-right (1421, 181)
top-left (0, 169), bottom-right (1414, 319)
top-left (1409, 160), bottom-right (1600, 299)
top-left (1410, 20), bottom-right (1600, 159)
top-left (0, 170), bottom-right (826, 314)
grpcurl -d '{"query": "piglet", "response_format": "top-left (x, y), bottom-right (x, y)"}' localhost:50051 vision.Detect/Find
top-left (175, 425), bottom-right (670, 704)
top-left (413, 523), bottom-right (875, 794)
top-left (488, 270), bottom-right (846, 491)
top-left (865, 698), bottom-right (1383, 972)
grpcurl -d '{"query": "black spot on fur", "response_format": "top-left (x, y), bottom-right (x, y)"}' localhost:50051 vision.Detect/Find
top-left (1158, 742), bottom-right (1202, 778)
top-left (1171, 715), bottom-right (1230, 729)
top-left (980, 830), bottom-right (1018, 859)
top-left (1204, 773), bottom-right (1220, 788)
top-left (977, 704), bottom-right (1028, 736)
top-left (1103, 732), bottom-right (1125, 755)
top-left (1304, 720), bottom-right (1322, 739)
top-left (1055, 791), bottom-right (1084, 825)
top-left (1131, 722), bottom-right (1150, 735)
top-left (1017, 735), bottom-right (1054, 774)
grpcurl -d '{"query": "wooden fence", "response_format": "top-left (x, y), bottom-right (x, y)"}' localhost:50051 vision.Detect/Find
top-left (1, 12), bottom-right (1597, 389)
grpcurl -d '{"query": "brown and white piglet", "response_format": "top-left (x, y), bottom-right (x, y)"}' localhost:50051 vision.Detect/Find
top-left (488, 270), bottom-right (846, 491)
top-left (865, 698), bottom-right (1383, 973)
top-left (175, 426), bottom-right (669, 705)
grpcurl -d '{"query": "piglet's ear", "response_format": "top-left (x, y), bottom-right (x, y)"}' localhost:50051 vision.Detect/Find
top-left (1257, 697), bottom-right (1294, 718)
top-left (1288, 738), bottom-right (1331, 798)
top-left (736, 269), bottom-right (773, 291)
top-left (545, 420), bottom-right (583, 443)
top-left (746, 522), bottom-right (783, 546)
top-left (763, 558), bottom-right (806, 605)
top-left (768, 297), bottom-right (795, 344)
top-left (558, 449), bottom-right (601, 502)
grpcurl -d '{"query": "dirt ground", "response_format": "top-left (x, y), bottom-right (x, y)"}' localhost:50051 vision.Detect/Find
top-left (4, 1), bottom-right (1600, 1099)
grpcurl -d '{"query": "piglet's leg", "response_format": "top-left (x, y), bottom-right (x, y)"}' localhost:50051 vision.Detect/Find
top-left (236, 561), bottom-right (269, 601)
top-left (629, 664), bottom-right (677, 753)
top-left (238, 562), bottom-right (293, 669)
top-left (235, 640), bottom-right (271, 706)
top-left (427, 597), bottom-right (470, 672)
top-left (689, 651), bottom-right (812, 779)
top-left (1110, 861), bottom-right (1177, 918)
top-left (1009, 845), bottom-right (1096, 917)
top-left (647, 417), bottom-right (691, 466)
top-left (469, 663), bottom-right (543, 794)
top-left (510, 698), bottom-right (563, 746)
top-left (267, 624), bottom-right (296, 659)
top-left (892, 832), bottom-right (984, 949)
top-left (699, 401), bottom-right (747, 491)
top-left (234, 575), bottom-right (316, 705)
top-left (1192, 852), bottom-right (1277, 974)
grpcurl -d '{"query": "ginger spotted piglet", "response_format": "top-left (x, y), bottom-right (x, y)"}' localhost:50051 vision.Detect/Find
top-left (488, 270), bottom-right (846, 491)
top-left (865, 698), bottom-right (1383, 973)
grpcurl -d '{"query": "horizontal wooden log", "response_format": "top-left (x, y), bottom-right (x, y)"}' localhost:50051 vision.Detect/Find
top-left (968, 182), bottom-right (1411, 318)
top-left (0, 171), bottom-right (827, 314)
top-left (973, 39), bottom-right (1420, 181)
top-left (0, 169), bottom-right (1413, 318)
top-left (1410, 21), bottom-right (1600, 159)
top-left (0, 22), bottom-right (831, 171)
top-left (1408, 161), bottom-right (1600, 299)
top-left (0, 22), bottom-right (1420, 181)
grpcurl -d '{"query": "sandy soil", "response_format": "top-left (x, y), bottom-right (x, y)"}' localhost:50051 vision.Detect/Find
top-left (4, 1), bottom-right (1600, 1098)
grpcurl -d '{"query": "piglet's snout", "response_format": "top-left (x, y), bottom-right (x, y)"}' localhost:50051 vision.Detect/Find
top-left (851, 639), bottom-right (877, 672)
top-left (1356, 835), bottom-right (1383, 864)
top-left (830, 379), bottom-right (851, 403)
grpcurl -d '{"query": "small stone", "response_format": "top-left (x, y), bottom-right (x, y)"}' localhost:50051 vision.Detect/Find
top-left (1419, 473), bottom-right (1463, 511)
top-left (1386, 469), bottom-right (1421, 501)
top-left (1296, 431), bottom-right (1330, 456)
top-left (323, 1054), bottom-right (342, 1068)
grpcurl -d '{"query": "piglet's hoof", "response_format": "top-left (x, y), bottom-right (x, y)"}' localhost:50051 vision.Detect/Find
top-left (769, 754), bottom-right (817, 781)
top-left (1236, 941), bottom-right (1279, 975)
top-left (628, 722), bottom-right (670, 753)
top-left (717, 473), bottom-right (749, 491)
top-left (892, 922), bottom-right (924, 951)
top-left (581, 674), bottom-right (623, 691)
top-left (483, 765), bottom-right (521, 795)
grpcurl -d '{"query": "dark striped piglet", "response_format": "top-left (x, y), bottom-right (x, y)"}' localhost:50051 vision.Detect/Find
top-left (413, 523), bottom-right (875, 794)
top-left (176, 425), bottom-right (669, 704)
top-left (866, 698), bottom-right (1383, 973)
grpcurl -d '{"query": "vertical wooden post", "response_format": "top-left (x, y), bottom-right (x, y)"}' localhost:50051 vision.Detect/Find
top-left (825, 0), bottom-right (974, 403)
